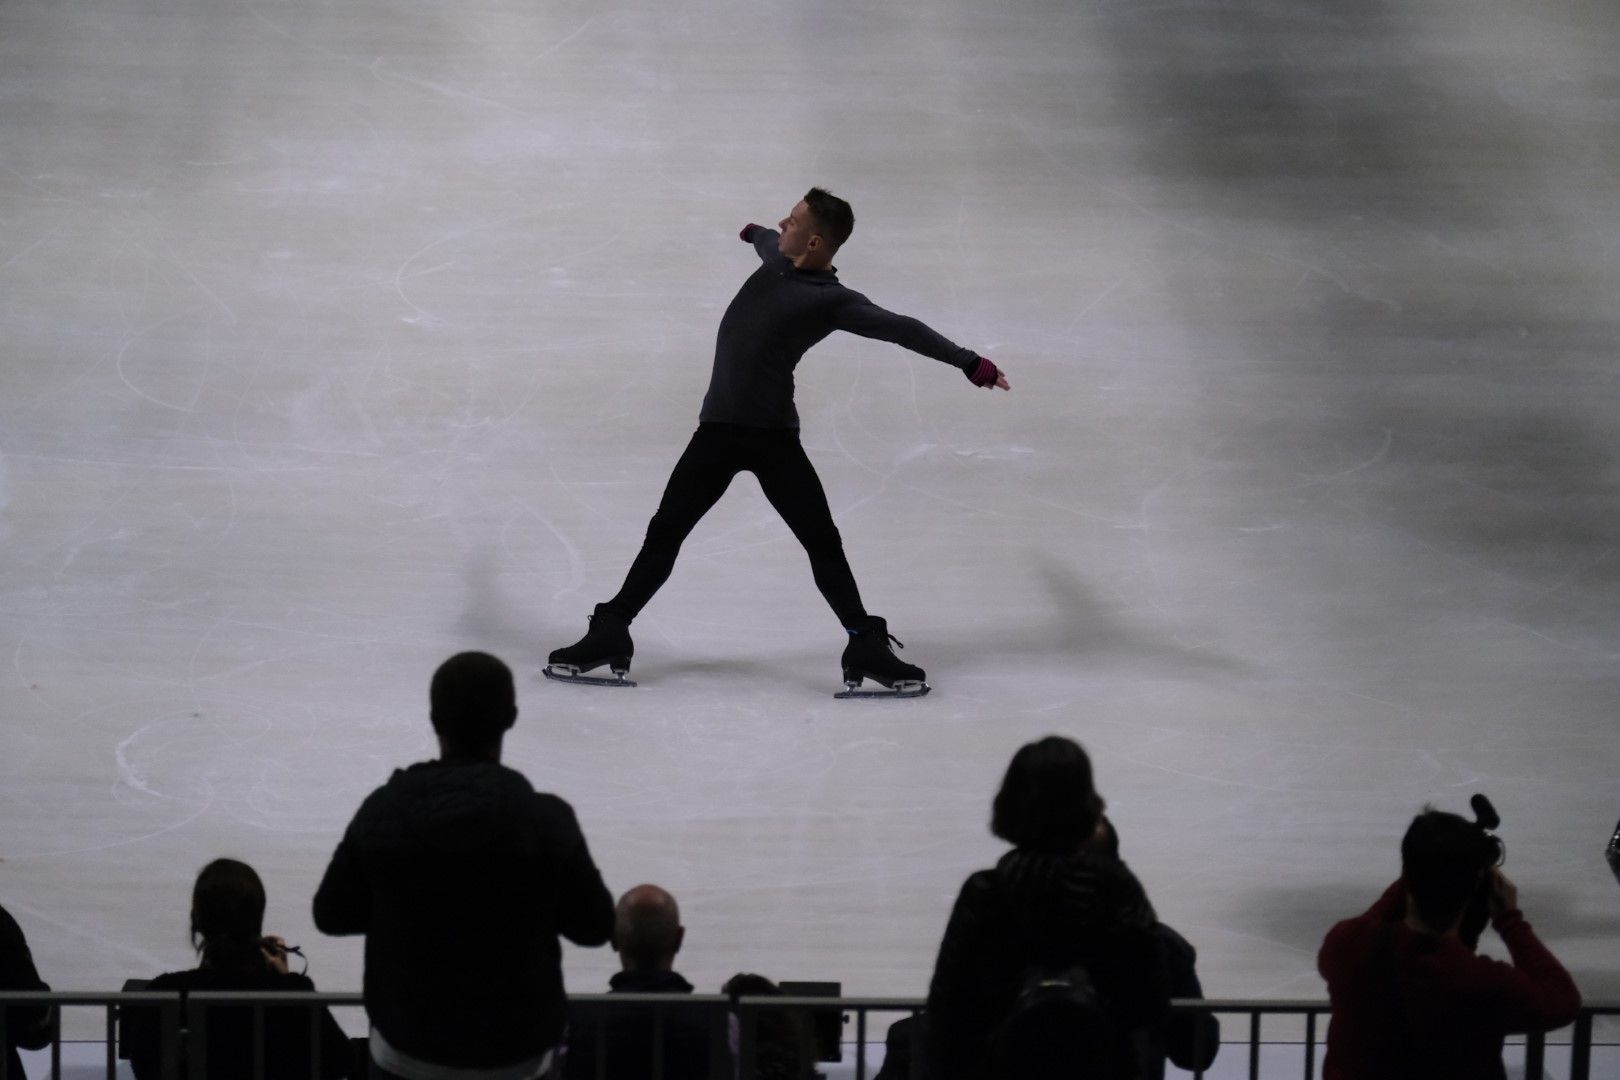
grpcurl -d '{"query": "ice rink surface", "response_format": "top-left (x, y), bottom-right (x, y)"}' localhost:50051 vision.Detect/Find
top-left (2, 0), bottom-right (1618, 1026)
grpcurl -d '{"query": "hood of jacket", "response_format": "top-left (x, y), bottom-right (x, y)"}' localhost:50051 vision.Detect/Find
top-left (363, 757), bottom-right (537, 854)
top-left (993, 848), bottom-right (1158, 941)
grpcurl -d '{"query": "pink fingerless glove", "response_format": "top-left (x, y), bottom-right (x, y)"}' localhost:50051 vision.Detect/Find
top-left (965, 355), bottom-right (1001, 387)
top-left (740, 224), bottom-right (764, 242)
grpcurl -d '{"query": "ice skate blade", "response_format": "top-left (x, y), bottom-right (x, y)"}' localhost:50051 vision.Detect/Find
top-left (835, 680), bottom-right (930, 700)
top-left (544, 665), bottom-right (636, 688)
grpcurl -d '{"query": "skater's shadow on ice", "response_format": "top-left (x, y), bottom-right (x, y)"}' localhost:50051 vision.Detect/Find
top-left (645, 655), bottom-right (814, 691)
top-left (927, 556), bottom-right (1248, 677)
top-left (456, 548), bottom-right (550, 658)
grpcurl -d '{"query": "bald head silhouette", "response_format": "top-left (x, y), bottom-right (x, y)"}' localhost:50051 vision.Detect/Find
top-left (612, 885), bottom-right (685, 972)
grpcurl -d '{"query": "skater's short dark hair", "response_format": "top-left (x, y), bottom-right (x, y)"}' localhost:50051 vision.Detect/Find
top-left (991, 735), bottom-right (1103, 854)
top-left (803, 187), bottom-right (854, 251)
top-left (1402, 807), bottom-right (1493, 930)
top-left (430, 651), bottom-right (517, 745)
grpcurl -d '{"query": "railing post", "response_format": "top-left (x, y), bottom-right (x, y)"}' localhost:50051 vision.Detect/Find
top-left (0, 1000), bottom-right (10, 1080)
top-left (1248, 1010), bottom-right (1260, 1080)
top-left (1524, 1030), bottom-right (1545, 1079)
top-left (49, 1000), bottom-right (61, 1080)
top-left (854, 1006), bottom-right (867, 1080)
top-left (106, 1002), bottom-right (118, 1080)
top-left (1304, 1009), bottom-right (1318, 1080)
top-left (1569, 1011), bottom-right (1594, 1080)
top-left (1189, 1003), bottom-right (1206, 1080)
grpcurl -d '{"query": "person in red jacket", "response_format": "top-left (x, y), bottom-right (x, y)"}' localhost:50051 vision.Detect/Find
top-left (1317, 808), bottom-right (1580, 1080)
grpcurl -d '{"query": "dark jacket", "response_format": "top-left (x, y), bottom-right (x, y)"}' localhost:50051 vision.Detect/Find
top-left (564, 970), bottom-right (721, 1080)
top-left (1150, 924), bottom-right (1218, 1080)
top-left (924, 849), bottom-right (1167, 1080)
top-left (1318, 880), bottom-right (1580, 1080)
top-left (313, 758), bottom-right (614, 1069)
top-left (123, 967), bottom-right (351, 1080)
top-left (1, 904), bottom-right (51, 1080)
top-left (876, 925), bottom-right (1211, 1080)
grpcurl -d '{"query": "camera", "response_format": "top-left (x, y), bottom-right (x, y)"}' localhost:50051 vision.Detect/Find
top-left (1457, 794), bottom-right (1506, 950)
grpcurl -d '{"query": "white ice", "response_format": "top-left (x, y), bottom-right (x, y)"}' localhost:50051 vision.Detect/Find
top-left (2, 0), bottom-right (1618, 1039)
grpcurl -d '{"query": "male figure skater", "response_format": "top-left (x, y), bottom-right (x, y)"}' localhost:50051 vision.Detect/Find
top-left (547, 188), bottom-right (1009, 695)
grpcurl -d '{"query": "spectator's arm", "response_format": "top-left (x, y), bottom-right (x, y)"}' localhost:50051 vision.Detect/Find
top-left (1482, 911), bottom-right (1582, 1033)
top-left (311, 832), bottom-right (370, 936)
top-left (1158, 924), bottom-right (1220, 1072)
top-left (318, 1003), bottom-right (354, 1078)
top-left (546, 798), bottom-right (615, 947)
top-left (924, 876), bottom-right (1001, 1080)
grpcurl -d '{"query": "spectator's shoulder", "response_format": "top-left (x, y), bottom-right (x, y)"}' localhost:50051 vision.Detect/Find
top-left (1318, 909), bottom-right (1382, 980)
top-left (145, 969), bottom-right (198, 990)
top-left (530, 789), bottom-right (584, 829)
top-left (1155, 921), bottom-right (1198, 962)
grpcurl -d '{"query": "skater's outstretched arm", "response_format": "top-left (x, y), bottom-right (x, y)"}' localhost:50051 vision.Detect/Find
top-left (835, 293), bottom-right (1010, 390)
top-left (739, 223), bottom-right (780, 262)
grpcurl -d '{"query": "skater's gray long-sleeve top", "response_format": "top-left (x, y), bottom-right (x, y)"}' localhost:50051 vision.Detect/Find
top-left (698, 226), bottom-right (980, 429)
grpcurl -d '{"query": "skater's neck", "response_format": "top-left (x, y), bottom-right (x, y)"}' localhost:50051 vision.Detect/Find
top-left (790, 248), bottom-right (834, 272)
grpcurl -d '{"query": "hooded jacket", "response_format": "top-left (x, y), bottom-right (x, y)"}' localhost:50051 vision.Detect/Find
top-left (313, 759), bottom-right (613, 1069)
top-left (924, 849), bottom-right (1166, 1080)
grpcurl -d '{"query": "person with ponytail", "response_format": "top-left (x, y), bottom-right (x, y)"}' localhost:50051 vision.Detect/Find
top-left (126, 858), bottom-right (352, 1079)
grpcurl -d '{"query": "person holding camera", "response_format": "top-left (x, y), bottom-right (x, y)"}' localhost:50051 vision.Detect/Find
top-left (124, 858), bottom-right (351, 1079)
top-left (1317, 807), bottom-right (1580, 1080)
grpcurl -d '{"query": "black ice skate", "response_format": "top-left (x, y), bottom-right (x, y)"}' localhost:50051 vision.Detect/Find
top-left (836, 615), bottom-right (930, 699)
top-left (544, 604), bottom-right (636, 687)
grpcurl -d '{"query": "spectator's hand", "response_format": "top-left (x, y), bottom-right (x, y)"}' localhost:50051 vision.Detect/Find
top-left (261, 935), bottom-right (290, 975)
top-left (1486, 868), bottom-right (1520, 921)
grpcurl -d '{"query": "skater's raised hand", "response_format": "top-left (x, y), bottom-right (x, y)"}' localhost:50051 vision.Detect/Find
top-left (965, 355), bottom-right (1010, 391)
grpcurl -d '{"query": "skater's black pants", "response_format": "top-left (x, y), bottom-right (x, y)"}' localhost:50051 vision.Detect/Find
top-left (605, 422), bottom-right (868, 626)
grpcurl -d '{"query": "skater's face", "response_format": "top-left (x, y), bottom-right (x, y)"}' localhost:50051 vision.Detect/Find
top-left (777, 200), bottom-right (823, 262)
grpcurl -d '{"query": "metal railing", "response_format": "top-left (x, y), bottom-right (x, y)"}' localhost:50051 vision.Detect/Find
top-left (3, 991), bottom-right (1616, 1079)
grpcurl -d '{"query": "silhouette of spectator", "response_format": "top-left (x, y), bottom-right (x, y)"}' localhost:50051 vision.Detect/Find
top-left (564, 884), bottom-right (722, 1080)
top-left (923, 736), bottom-right (1167, 1080)
top-left (123, 858), bottom-right (350, 1080)
top-left (722, 973), bottom-right (821, 1080)
top-left (882, 814), bottom-right (1204, 1080)
top-left (871, 1014), bottom-right (921, 1080)
top-left (314, 651), bottom-right (614, 1080)
top-left (1318, 807), bottom-right (1581, 1080)
top-left (1, 901), bottom-right (52, 1080)
top-left (1088, 817), bottom-right (1218, 1080)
